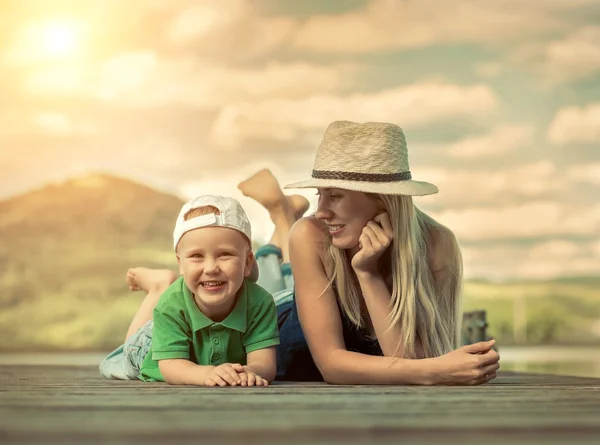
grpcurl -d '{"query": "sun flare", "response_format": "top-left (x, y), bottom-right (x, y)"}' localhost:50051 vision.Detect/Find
top-left (18, 19), bottom-right (84, 62)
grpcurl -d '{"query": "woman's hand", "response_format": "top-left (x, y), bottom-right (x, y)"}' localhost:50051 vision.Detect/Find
top-left (431, 339), bottom-right (500, 386)
top-left (351, 212), bottom-right (393, 275)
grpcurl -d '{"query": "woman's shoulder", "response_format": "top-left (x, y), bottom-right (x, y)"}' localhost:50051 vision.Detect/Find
top-left (425, 220), bottom-right (460, 273)
top-left (289, 215), bottom-right (329, 243)
top-left (289, 215), bottom-right (330, 261)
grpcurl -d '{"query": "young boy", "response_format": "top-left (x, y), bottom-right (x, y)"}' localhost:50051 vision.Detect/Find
top-left (99, 195), bottom-right (279, 386)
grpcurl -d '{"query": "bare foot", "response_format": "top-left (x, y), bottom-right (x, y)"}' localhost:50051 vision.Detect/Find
top-left (126, 268), bottom-right (178, 293)
top-left (287, 194), bottom-right (309, 220)
top-left (238, 169), bottom-right (288, 212)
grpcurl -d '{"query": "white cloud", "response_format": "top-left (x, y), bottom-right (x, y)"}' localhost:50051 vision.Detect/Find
top-left (509, 26), bottom-right (600, 85)
top-left (0, 111), bottom-right (97, 137)
top-left (447, 124), bottom-right (535, 158)
top-left (547, 103), bottom-right (600, 144)
top-left (566, 163), bottom-right (600, 185)
top-left (34, 113), bottom-right (73, 135)
top-left (540, 27), bottom-right (600, 84)
top-left (26, 55), bottom-right (346, 108)
top-left (461, 240), bottom-right (600, 280)
top-left (433, 201), bottom-right (600, 242)
top-left (211, 82), bottom-right (498, 146)
top-left (166, 0), bottom-right (295, 61)
top-left (419, 161), bottom-right (563, 208)
top-left (291, 0), bottom-right (593, 53)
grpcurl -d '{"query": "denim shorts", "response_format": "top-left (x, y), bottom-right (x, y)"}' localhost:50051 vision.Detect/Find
top-left (99, 319), bottom-right (153, 380)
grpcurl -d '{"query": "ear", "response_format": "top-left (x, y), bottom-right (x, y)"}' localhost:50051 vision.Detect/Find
top-left (244, 251), bottom-right (257, 279)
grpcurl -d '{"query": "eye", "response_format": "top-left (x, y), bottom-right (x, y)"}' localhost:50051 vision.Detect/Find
top-left (190, 253), bottom-right (203, 259)
top-left (219, 252), bottom-right (233, 257)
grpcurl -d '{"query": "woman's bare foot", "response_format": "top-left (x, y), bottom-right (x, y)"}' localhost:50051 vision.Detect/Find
top-left (238, 169), bottom-right (288, 212)
top-left (287, 194), bottom-right (309, 220)
top-left (126, 268), bottom-right (178, 293)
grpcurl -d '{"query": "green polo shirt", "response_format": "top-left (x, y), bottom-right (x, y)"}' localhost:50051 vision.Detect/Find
top-left (139, 277), bottom-right (279, 382)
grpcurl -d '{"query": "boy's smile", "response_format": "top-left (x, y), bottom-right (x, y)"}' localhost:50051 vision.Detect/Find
top-left (176, 226), bottom-right (253, 321)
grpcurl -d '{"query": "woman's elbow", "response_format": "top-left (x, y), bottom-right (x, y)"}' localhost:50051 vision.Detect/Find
top-left (315, 356), bottom-right (345, 385)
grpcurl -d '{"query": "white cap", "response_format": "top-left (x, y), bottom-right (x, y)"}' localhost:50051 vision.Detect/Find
top-left (173, 195), bottom-right (252, 250)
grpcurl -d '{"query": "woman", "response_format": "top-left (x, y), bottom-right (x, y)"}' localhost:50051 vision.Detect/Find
top-left (240, 120), bottom-right (499, 385)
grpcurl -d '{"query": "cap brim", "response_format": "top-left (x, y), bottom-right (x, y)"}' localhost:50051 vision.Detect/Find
top-left (284, 178), bottom-right (438, 196)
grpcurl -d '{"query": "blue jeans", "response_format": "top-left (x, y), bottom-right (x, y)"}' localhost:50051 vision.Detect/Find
top-left (99, 319), bottom-right (153, 380)
top-left (255, 245), bottom-right (323, 381)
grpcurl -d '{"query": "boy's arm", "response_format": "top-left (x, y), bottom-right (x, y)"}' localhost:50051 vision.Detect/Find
top-left (242, 287), bottom-right (280, 382)
top-left (158, 359), bottom-right (216, 386)
top-left (244, 346), bottom-right (277, 382)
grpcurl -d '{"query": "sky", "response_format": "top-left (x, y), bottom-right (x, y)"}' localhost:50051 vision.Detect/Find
top-left (1, 0), bottom-right (599, 280)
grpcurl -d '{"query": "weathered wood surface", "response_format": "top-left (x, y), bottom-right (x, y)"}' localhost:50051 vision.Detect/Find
top-left (1, 365), bottom-right (599, 445)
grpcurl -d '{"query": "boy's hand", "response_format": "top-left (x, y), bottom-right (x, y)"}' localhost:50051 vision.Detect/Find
top-left (238, 367), bottom-right (269, 386)
top-left (204, 363), bottom-right (245, 387)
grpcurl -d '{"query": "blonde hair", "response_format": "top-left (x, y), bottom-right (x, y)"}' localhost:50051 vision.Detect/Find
top-left (326, 194), bottom-right (462, 358)
top-left (184, 205), bottom-right (221, 220)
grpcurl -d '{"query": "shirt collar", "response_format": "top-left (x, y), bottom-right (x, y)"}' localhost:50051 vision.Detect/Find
top-left (182, 279), bottom-right (248, 333)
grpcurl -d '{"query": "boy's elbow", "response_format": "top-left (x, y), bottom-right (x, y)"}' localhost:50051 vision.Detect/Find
top-left (158, 361), bottom-right (181, 385)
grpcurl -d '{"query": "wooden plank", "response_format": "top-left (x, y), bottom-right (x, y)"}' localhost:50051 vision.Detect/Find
top-left (1, 365), bottom-right (599, 445)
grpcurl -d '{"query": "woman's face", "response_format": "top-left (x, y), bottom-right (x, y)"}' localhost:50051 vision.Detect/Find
top-left (315, 188), bottom-right (383, 251)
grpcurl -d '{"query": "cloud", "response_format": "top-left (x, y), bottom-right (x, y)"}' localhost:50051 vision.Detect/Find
top-left (291, 0), bottom-right (594, 53)
top-left (447, 124), bottom-right (535, 158)
top-left (211, 81), bottom-right (498, 146)
top-left (418, 161), bottom-right (564, 209)
top-left (508, 26), bottom-right (600, 85)
top-left (461, 239), bottom-right (600, 279)
top-left (566, 163), bottom-right (600, 186)
top-left (25, 54), bottom-right (347, 108)
top-left (165, 0), bottom-right (295, 61)
top-left (547, 102), bottom-right (600, 144)
top-left (539, 27), bottom-right (600, 84)
top-left (432, 201), bottom-right (600, 242)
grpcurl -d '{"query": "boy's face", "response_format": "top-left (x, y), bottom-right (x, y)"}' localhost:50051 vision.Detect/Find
top-left (176, 226), bottom-right (253, 318)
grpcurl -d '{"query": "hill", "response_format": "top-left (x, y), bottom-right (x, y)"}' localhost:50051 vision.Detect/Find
top-left (0, 173), bottom-right (184, 350)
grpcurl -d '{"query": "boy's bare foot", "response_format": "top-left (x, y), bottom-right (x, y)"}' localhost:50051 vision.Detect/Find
top-left (237, 169), bottom-right (288, 212)
top-left (126, 268), bottom-right (178, 293)
top-left (287, 194), bottom-right (309, 220)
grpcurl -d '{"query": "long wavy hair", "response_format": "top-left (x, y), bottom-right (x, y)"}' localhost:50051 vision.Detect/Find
top-left (325, 193), bottom-right (462, 359)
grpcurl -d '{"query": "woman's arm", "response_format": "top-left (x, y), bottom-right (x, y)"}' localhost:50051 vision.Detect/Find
top-left (349, 213), bottom-right (412, 358)
top-left (354, 272), bottom-right (408, 357)
top-left (290, 217), bottom-right (499, 385)
top-left (289, 217), bottom-right (434, 384)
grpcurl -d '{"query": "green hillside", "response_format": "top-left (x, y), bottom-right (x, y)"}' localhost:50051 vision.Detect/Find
top-left (0, 174), bottom-right (183, 351)
top-left (0, 173), bottom-right (598, 351)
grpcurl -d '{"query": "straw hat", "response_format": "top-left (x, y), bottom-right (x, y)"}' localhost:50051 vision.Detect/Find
top-left (284, 121), bottom-right (438, 196)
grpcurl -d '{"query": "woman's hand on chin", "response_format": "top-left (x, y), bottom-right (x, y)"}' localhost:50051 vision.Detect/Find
top-left (431, 339), bottom-right (500, 386)
top-left (351, 212), bottom-right (393, 275)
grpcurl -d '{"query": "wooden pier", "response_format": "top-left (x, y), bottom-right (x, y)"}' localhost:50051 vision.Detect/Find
top-left (1, 364), bottom-right (599, 445)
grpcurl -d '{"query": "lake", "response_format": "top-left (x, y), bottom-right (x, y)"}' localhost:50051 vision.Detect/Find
top-left (1, 346), bottom-right (599, 378)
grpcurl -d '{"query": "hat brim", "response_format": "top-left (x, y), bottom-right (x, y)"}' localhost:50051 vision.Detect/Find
top-left (284, 178), bottom-right (438, 196)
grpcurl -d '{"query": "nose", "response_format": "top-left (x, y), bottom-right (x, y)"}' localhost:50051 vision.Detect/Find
top-left (315, 199), bottom-right (333, 221)
top-left (203, 257), bottom-right (220, 274)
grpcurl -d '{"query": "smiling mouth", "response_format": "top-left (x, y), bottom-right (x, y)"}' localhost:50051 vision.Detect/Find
top-left (328, 224), bottom-right (345, 234)
top-left (200, 281), bottom-right (226, 288)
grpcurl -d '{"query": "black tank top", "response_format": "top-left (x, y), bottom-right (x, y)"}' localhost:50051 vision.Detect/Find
top-left (334, 284), bottom-right (383, 357)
